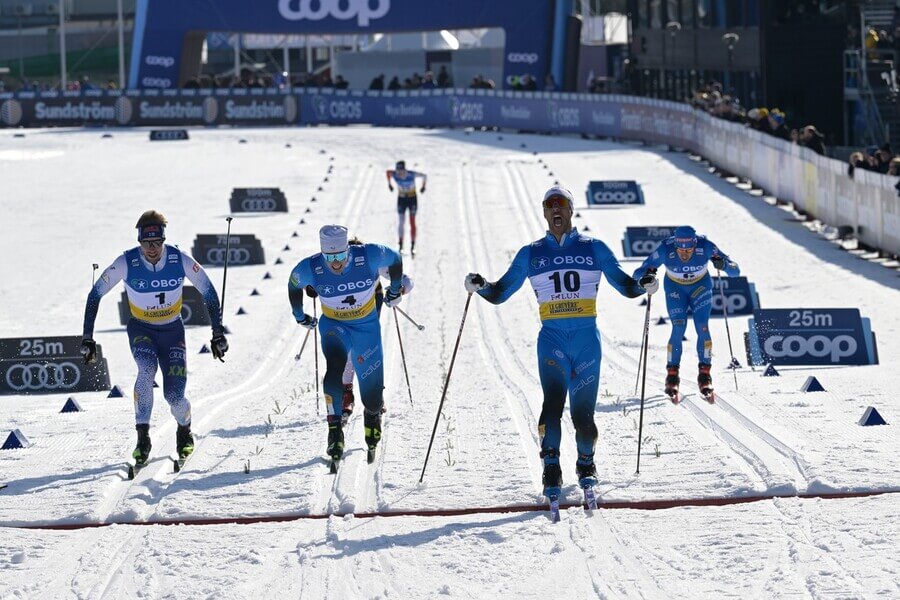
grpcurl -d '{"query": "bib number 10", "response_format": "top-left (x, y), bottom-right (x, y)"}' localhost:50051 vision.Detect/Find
top-left (549, 271), bottom-right (580, 293)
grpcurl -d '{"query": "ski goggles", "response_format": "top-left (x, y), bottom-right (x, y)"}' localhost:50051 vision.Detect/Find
top-left (323, 250), bottom-right (349, 263)
top-left (542, 195), bottom-right (571, 210)
top-left (140, 239), bottom-right (165, 249)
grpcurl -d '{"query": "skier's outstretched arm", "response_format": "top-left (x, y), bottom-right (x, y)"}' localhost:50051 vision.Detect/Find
top-left (705, 239), bottom-right (740, 277)
top-left (596, 242), bottom-right (645, 298)
top-left (468, 246), bottom-right (529, 304)
top-left (82, 254), bottom-right (126, 338)
top-left (632, 244), bottom-right (666, 281)
top-left (182, 252), bottom-right (223, 331)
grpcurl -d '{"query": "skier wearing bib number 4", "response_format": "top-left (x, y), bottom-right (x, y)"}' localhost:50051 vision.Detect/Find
top-left (80, 211), bottom-right (228, 470)
top-left (632, 225), bottom-right (740, 403)
top-left (464, 185), bottom-right (648, 515)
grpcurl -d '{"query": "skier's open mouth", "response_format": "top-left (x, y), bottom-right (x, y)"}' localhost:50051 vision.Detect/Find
top-left (552, 215), bottom-right (563, 226)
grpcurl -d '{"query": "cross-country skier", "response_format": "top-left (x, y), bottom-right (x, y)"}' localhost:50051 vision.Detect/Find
top-left (632, 225), bottom-right (740, 402)
top-left (305, 237), bottom-right (414, 423)
top-left (385, 160), bottom-right (427, 255)
top-left (288, 225), bottom-right (404, 468)
top-left (80, 210), bottom-right (227, 466)
top-left (464, 185), bottom-right (647, 504)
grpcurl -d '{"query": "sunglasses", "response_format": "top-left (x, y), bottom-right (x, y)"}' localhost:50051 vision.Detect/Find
top-left (140, 239), bottom-right (165, 249)
top-left (542, 196), bottom-right (570, 210)
top-left (323, 250), bottom-right (348, 263)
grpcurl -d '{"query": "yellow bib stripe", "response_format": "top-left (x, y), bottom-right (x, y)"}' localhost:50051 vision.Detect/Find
top-left (129, 298), bottom-right (183, 323)
top-left (320, 294), bottom-right (377, 321)
top-left (538, 298), bottom-right (597, 321)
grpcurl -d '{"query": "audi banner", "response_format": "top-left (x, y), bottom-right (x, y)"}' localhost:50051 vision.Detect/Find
top-left (117, 286), bottom-right (211, 326)
top-left (191, 233), bottom-right (266, 267)
top-left (746, 308), bottom-right (879, 367)
top-left (621, 226), bottom-right (677, 258)
top-left (0, 336), bottom-right (111, 395)
top-left (586, 181), bottom-right (644, 206)
top-left (230, 188), bottom-right (288, 213)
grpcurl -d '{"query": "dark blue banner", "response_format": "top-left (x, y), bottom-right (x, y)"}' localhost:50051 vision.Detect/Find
top-left (586, 180), bottom-right (644, 205)
top-left (621, 226), bottom-right (677, 258)
top-left (747, 308), bottom-right (878, 366)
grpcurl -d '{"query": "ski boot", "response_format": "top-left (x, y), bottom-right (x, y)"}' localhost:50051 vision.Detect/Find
top-left (176, 423), bottom-right (194, 459)
top-left (576, 460), bottom-right (598, 510)
top-left (410, 240), bottom-right (416, 257)
top-left (364, 409), bottom-right (382, 464)
top-left (664, 365), bottom-right (681, 404)
top-left (398, 239), bottom-right (404, 254)
top-left (341, 383), bottom-right (355, 425)
top-left (327, 419), bottom-right (344, 473)
top-left (132, 423), bottom-right (152, 465)
top-left (698, 363), bottom-right (715, 403)
top-left (542, 462), bottom-right (563, 522)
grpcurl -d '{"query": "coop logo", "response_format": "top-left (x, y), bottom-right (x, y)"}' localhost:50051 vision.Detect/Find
top-left (547, 101), bottom-right (580, 128)
top-left (278, 0), bottom-right (391, 27)
top-left (312, 96), bottom-right (362, 121)
top-left (5, 362), bottom-right (81, 391)
top-left (1, 99), bottom-right (23, 126)
top-left (241, 198), bottom-right (277, 211)
top-left (145, 55), bottom-right (176, 69)
top-left (593, 190), bottom-right (638, 203)
top-left (711, 293), bottom-right (747, 313)
top-left (450, 98), bottom-right (484, 123)
top-left (507, 52), bottom-right (539, 64)
top-left (141, 77), bottom-right (174, 89)
top-left (631, 240), bottom-right (661, 255)
top-left (763, 335), bottom-right (857, 363)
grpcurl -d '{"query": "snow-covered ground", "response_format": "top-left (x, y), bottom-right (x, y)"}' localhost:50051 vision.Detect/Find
top-left (1, 126), bottom-right (898, 598)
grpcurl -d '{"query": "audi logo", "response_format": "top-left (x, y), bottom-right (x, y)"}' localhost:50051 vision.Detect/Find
top-left (205, 247), bottom-right (251, 265)
top-left (240, 198), bottom-right (277, 211)
top-left (5, 362), bottom-right (81, 391)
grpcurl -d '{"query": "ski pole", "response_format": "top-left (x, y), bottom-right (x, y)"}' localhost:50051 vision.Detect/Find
top-left (716, 269), bottom-right (739, 391)
top-left (394, 306), bottom-right (425, 331)
top-left (419, 292), bottom-right (473, 483)
top-left (636, 294), bottom-right (652, 474)
top-left (313, 298), bottom-right (320, 415)
top-left (91, 263), bottom-right (99, 287)
top-left (394, 308), bottom-right (414, 406)
top-left (634, 298), bottom-right (652, 396)
top-left (215, 217), bottom-right (234, 363)
top-left (294, 327), bottom-right (312, 362)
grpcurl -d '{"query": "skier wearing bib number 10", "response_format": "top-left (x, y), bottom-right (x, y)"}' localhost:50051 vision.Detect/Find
top-left (80, 210), bottom-right (228, 473)
top-left (464, 185), bottom-right (648, 516)
top-left (631, 225), bottom-right (740, 404)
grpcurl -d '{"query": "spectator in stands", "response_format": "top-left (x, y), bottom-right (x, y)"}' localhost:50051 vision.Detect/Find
top-left (745, 107), bottom-right (767, 130)
top-left (865, 28), bottom-right (880, 60)
top-left (873, 145), bottom-right (893, 173)
top-left (766, 109), bottom-right (791, 140)
top-left (411, 72), bottom-right (423, 88)
top-left (369, 74), bottom-right (385, 90)
top-left (521, 74), bottom-right (538, 91)
top-left (888, 157), bottom-right (900, 176)
top-left (105, 79), bottom-right (118, 90)
top-left (334, 75), bottom-right (349, 90)
top-left (387, 76), bottom-right (401, 91)
top-left (421, 71), bottom-right (436, 89)
top-left (437, 65), bottom-right (451, 88)
top-left (798, 125), bottom-right (826, 155)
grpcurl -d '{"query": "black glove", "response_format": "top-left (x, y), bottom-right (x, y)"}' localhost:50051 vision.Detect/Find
top-left (465, 273), bottom-right (487, 293)
top-left (298, 314), bottom-right (318, 330)
top-left (638, 274), bottom-right (659, 295)
top-left (388, 184), bottom-right (394, 192)
top-left (80, 338), bottom-right (97, 364)
top-left (305, 285), bottom-right (318, 298)
top-left (384, 288), bottom-right (402, 308)
top-left (711, 255), bottom-right (726, 271)
top-left (420, 186), bottom-right (426, 194)
top-left (211, 329), bottom-right (229, 360)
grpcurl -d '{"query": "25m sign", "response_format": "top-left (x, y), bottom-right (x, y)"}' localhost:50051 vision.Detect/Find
top-left (746, 308), bottom-right (878, 366)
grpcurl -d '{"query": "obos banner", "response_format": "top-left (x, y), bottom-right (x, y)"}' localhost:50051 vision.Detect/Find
top-left (746, 308), bottom-right (878, 366)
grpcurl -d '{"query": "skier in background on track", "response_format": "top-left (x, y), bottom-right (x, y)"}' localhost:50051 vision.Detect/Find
top-left (288, 225), bottom-right (404, 468)
top-left (80, 210), bottom-right (228, 466)
top-left (632, 225), bottom-right (740, 403)
top-left (464, 185), bottom-right (648, 502)
top-left (385, 160), bottom-right (427, 256)
top-left (304, 236), bottom-right (414, 424)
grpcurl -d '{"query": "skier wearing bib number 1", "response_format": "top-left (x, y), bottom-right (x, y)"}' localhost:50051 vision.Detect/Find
top-left (80, 210), bottom-right (228, 469)
top-left (631, 225), bottom-right (740, 404)
top-left (464, 185), bottom-right (648, 512)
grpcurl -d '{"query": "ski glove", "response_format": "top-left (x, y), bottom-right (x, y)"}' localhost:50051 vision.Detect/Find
top-left (420, 185), bottom-right (426, 194)
top-left (464, 273), bottom-right (487, 293)
top-left (384, 288), bottom-right (402, 308)
top-left (639, 274), bottom-right (659, 295)
top-left (80, 338), bottom-right (97, 364)
top-left (211, 330), bottom-right (229, 360)
top-left (388, 184), bottom-right (394, 192)
top-left (305, 285), bottom-right (318, 298)
top-left (298, 314), bottom-right (318, 330)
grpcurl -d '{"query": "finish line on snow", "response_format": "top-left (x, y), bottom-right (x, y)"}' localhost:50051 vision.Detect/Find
top-left (7, 489), bottom-right (894, 531)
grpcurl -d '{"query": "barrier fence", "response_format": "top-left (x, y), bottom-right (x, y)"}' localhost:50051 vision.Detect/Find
top-left (2, 87), bottom-right (897, 255)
